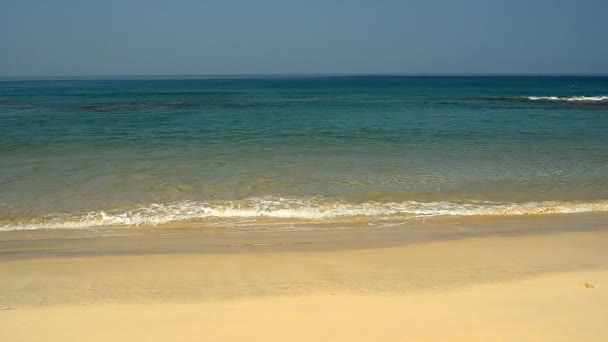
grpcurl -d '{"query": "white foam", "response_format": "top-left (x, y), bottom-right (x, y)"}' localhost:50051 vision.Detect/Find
top-left (1, 197), bottom-right (608, 231)
top-left (524, 96), bottom-right (608, 102)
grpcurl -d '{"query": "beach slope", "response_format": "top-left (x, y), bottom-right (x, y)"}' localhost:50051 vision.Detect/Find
top-left (1, 228), bottom-right (607, 341)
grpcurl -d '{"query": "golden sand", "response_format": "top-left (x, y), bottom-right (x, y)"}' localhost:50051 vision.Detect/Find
top-left (1, 220), bottom-right (607, 341)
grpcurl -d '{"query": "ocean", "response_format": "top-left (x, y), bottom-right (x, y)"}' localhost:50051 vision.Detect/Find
top-left (1, 76), bottom-right (607, 230)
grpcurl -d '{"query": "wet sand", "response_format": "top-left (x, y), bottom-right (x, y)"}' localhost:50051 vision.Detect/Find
top-left (1, 214), bottom-right (608, 341)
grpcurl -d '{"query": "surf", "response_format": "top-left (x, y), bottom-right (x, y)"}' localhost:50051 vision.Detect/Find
top-left (2, 197), bottom-right (608, 231)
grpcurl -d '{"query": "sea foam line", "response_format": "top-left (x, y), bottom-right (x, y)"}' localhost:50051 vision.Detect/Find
top-left (1, 198), bottom-right (608, 231)
top-left (516, 95), bottom-right (608, 102)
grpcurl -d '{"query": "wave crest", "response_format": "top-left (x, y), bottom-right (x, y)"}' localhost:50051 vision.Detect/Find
top-left (500, 95), bottom-right (608, 103)
top-left (527, 96), bottom-right (608, 102)
top-left (2, 197), bottom-right (608, 231)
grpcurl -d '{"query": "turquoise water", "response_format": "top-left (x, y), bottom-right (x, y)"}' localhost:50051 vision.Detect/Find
top-left (1, 76), bottom-right (608, 229)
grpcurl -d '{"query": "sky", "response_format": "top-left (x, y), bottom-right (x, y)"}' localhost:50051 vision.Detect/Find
top-left (1, 0), bottom-right (607, 76)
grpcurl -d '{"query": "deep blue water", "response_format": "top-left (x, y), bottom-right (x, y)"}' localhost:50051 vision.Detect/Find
top-left (1, 76), bottom-right (607, 229)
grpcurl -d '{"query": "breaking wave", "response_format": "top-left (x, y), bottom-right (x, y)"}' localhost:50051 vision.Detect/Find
top-left (1, 197), bottom-right (608, 231)
top-left (525, 95), bottom-right (608, 102)
top-left (496, 95), bottom-right (608, 103)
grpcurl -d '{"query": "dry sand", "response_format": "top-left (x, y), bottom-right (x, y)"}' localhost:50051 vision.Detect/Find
top-left (1, 220), bottom-right (607, 341)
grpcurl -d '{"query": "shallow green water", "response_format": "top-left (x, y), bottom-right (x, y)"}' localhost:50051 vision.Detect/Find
top-left (1, 76), bottom-right (607, 229)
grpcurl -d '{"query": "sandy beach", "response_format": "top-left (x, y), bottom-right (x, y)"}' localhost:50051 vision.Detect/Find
top-left (1, 214), bottom-right (607, 341)
top-left (3, 1), bottom-right (607, 339)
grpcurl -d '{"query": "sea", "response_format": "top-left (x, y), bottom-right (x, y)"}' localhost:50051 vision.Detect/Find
top-left (1, 76), bottom-right (607, 230)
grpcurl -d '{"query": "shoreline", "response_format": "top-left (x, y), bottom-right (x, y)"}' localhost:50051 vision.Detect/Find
top-left (3, 198), bottom-right (608, 231)
top-left (1, 212), bottom-right (607, 259)
top-left (1, 217), bottom-right (607, 306)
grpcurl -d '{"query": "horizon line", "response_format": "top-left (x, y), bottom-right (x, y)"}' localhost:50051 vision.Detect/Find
top-left (2, 72), bottom-right (608, 81)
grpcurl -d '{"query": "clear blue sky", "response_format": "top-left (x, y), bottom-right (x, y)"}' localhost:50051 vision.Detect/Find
top-left (1, 0), bottom-right (607, 76)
